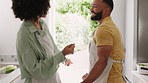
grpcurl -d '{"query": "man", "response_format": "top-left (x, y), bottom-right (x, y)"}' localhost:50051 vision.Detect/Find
top-left (81, 0), bottom-right (125, 83)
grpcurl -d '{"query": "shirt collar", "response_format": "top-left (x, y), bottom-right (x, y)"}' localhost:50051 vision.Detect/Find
top-left (98, 16), bottom-right (112, 26)
top-left (24, 19), bottom-right (46, 36)
top-left (101, 16), bottom-right (112, 23)
top-left (37, 28), bottom-right (46, 37)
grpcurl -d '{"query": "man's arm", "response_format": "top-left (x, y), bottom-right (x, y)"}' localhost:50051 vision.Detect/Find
top-left (82, 45), bottom-right (112, 83)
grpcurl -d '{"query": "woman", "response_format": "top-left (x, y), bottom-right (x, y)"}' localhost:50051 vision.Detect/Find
top-left (11, 0), bottom-right (75, 83)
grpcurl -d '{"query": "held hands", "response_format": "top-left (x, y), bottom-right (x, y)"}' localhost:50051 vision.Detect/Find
top-left (62, 44), bottom-right (75, 56)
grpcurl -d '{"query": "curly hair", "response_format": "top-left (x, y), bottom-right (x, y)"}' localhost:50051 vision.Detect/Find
top-left (11, 0), bottom-right (50, 21)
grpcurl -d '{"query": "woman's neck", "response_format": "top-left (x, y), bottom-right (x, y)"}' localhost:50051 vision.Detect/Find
top-left (31, 19), bottom-right (42, 30)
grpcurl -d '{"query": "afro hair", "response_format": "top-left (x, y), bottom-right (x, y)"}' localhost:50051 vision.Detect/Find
top-left (11, 0), bottom-right (50, 21)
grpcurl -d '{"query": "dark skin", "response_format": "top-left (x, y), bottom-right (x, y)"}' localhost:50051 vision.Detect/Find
top-left (81, 0), bottom-right (113, 82)
top-left (82, 46), bottom-right (112, 83)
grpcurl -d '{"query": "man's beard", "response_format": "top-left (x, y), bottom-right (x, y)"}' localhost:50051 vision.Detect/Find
top-left (91, 11), bottom-right (103, 21)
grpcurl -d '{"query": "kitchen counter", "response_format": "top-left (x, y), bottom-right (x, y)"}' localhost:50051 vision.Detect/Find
top-left (0, 68), bottom-right (21, 83)
top-left (132, 70), bottom-right (148, 83)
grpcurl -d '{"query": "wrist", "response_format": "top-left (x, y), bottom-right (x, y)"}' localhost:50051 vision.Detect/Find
top-left (81, 80), bottom-right (93, 83)
top-left (62, 50), bottom-right (66, 56)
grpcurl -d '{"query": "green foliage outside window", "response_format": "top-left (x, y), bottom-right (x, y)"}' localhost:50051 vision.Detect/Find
top-left (55, 0), bottom-right (98, 51)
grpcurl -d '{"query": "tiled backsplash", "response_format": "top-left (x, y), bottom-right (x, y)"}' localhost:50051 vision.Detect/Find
top-left (0, 55), bottom-right (18, 63)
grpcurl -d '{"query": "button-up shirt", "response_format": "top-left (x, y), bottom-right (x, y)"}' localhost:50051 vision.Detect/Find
top-left (16, 19), bottom-right (66, 83)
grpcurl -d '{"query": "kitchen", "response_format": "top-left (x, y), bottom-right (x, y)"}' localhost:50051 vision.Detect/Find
top-left (0, 0), bottom-right (148, 83)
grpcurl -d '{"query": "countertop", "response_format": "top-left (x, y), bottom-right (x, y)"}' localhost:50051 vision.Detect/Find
top-left (0, 68), bottom-right (21, 83)
top-left (0, 62), bottom-right (21, 83)
top-left (132, 70), bottom-right (148, 83)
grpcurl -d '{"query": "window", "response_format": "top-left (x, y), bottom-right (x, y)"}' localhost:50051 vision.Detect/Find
top-left (47, 0), bottom-right (97, 82)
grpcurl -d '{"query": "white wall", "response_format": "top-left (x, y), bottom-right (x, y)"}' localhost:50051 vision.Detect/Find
top-left (0, 0), bottom-right (49, 55)
top-left (0, 0), bottom-right (21, 55)
top-left (125, 0), bottom-right (136, 82)
top-left (111, 0), bottom-right (125, 42)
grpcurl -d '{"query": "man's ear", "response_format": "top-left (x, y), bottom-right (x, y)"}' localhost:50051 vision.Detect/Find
top-left (103, 8), bottom-right (111, 15)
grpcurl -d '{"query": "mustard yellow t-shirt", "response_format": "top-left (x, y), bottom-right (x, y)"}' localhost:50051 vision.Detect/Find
top-left (93, 16), bottom-right (125, 83)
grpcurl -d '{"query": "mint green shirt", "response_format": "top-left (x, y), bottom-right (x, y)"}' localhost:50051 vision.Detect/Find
top-left (16, 19), bottom-right (66, 83)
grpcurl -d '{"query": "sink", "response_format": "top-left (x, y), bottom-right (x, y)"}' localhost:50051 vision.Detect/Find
top-left (0, 64), bottom-right (19, 73)
top-left (0, 63), bottom-right (20, 83)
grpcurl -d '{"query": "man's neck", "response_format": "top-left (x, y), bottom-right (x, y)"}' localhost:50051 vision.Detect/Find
top-left (98, 15), bottom-right (110, 24)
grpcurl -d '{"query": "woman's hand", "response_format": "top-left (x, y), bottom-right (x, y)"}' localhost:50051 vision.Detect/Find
top-left (64, 59), bottom-right (73, 66)
top-left (62, 44), bottom-right (75, 56)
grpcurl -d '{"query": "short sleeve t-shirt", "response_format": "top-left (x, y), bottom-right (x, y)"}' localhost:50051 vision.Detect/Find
top-left (93, 17), bottom-right (125, 82)
top-left (93, 16), bottom-right (124, 60)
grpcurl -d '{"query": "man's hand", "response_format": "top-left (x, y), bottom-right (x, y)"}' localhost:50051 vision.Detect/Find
top-left (82, 73), bottom-right (88, 80)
